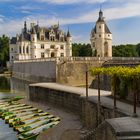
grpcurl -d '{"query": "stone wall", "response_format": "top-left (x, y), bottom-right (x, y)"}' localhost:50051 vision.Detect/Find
top-left (29, 86), bottom-right (82, 116)
top-left (57, 60), bottom-right (102, 86)
top-left (12, 60), bottom-right (57, 82)
top-left (29, 85), bottom-right (127, 132)
top-left (93, 121), bottom-right (116, 140)
top-left (12, 58), bottom-right (104, 86)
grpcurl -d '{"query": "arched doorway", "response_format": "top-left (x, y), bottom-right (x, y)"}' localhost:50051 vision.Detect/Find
top-left (104, 42), bottom-right (108, 57)
top-left (51, 52), bottom-right (55, 57)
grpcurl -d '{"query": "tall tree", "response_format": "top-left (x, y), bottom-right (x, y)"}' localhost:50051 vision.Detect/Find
top-left (0, 35), bottom-right (9, 68)
top-left (113, 44), bottom-right (138, 57)
top-left (72, 43), bottom-right (92, 56)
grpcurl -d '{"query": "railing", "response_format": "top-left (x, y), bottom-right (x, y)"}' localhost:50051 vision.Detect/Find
top-left (13, 57), bottom-right (140, 63)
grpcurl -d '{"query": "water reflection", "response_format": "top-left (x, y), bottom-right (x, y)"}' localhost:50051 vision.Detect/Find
top-left (0, 119), bottom-right (18, 140)
top-left (0, 77), bottom-right (10, 92)
top-left (0, 77), bottom-right (25, 140)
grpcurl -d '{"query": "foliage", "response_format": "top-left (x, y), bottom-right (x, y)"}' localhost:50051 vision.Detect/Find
top-left (72, 43), bottom-right (140, 57)
top-left (112, 44), bottom-right (138, 57)
top-left (119, 77), bottom-right (128, 99)
top-left (0, 77), bottom-right (10, 91)
top-left (90, 66), bottom-right (140, 99)
top-left (136, 43), bottom-right (140, 56)
top-left (0, 35), bottom-right (9, 68)
top-left (72, 43), bottom-right (92, 56)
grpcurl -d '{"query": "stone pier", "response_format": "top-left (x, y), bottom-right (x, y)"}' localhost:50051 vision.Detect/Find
top-left (29, 83), bottom-right (140, 140)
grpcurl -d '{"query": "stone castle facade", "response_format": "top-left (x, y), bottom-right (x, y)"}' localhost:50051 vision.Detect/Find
top-left (90, 10), bottom-right (112, 57)
top-left (10, 22), bottom-right (72, 61)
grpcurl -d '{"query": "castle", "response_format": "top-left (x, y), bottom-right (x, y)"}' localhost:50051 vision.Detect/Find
top-left (10, 22), bottom-right (72, 61)
top-left (10, 9), bottom-right (112, 62)
top-left (90, 9), bottom-right (112, 57)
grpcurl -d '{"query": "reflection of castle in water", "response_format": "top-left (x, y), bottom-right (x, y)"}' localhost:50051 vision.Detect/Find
top-left (10, 77), bottom-right (29, 95)
top-left (0, 77), bottom-right (10, 91)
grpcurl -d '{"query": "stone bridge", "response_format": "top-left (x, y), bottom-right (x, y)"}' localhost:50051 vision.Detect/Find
top-left (11, 57), bottom-right (140, 86)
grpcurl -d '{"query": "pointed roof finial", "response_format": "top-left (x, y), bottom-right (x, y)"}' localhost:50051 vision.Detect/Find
top-left (67, 26), bottom-right (71, 37)
top-left (100, 4), bottom-right (102, 11)
top-left (24, 21), bottom-right (27, 33)
top-left (98, 5), bottom-right (104, 21)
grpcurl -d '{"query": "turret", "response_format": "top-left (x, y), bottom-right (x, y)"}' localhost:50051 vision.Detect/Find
top-left (90, 9), bottom-right (112, 57)
top-left (31, 27), bottom-right (37, 43)
top-left (66, 29), bottom-right (72, 57)
top-left (66, 29), bottom-right (72, 42)
top-left (24, 21), bottom-right (27, 33)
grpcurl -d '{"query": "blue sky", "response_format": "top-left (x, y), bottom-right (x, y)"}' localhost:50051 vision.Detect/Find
top-left (0, 0), bottom-right (140, 45)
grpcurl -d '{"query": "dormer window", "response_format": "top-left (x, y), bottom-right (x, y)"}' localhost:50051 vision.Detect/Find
top-left (49, 29), bottom-right (55, 41)
top-left (60, 37), bottom-right (64, 42)
top-left (50, 36), bottom-right (55, 41)
top-left (41, 35), bottom-right (45, 41)
top-left (59, 31), bottom-right (64, 42)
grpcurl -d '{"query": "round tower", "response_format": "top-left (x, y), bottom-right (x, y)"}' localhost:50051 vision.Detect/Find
top-left (90, 9), bottom-right (112, 57)
top-left (31, 27), bottom-right (37, 43)
top-left (66, 29), bottom-right (72, 57)
top-left (30, 27), bottom-right (37, 59)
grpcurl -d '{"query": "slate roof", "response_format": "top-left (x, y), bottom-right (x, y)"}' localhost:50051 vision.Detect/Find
top-left (10, 37), bottom-right (17, 44)
top-left (91, 10), bottom-right (111, 36)
top-left (10, 23), bottom-right (70, 43)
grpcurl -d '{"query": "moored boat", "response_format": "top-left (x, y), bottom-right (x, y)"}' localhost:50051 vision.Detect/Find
top-left (0, 103), bottom-right (26, 113)
top-left (1, 105), bottom-right (31, 119)
top-left (9, 105), bottom-right (32, 112)
top-left (8, 110), bottom-right (43, 124)
top-left (12, 112), bottom-right (50, 128)
top-left (14, 114), bottom-right (54, 129)
top-left (17, 117), bottom-right (60, 133)
top-left (18, 121), bottom-right (60, 140)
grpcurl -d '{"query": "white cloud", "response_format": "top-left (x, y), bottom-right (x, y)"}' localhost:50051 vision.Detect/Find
top-left (21, 10), bottom-right (32, 14)
top-left (1, 0), bottom-right (140, 44)
top-left (17, 5), bottom-right (41, 11)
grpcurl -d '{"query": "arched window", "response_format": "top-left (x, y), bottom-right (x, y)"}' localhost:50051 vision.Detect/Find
top-left (26, 46), bottom-right (29, 54)
top-left (19, 46), bottom-right (22, 53)
top-left (51, 52), bottom-right (55, 57)
top-left (104, 42), bottom-right (108, 57)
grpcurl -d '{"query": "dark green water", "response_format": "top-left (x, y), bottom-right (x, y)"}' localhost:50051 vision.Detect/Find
top-left (0, 77), bottom-right (18, 140)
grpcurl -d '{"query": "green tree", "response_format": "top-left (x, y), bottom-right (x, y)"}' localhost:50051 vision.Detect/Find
top-left (136, 43), bottom-right (140, 56)
top-left (72, 43), bottom-right (92, 56)
top-left (113, 44), bottom-right (138, 57)
top-left (0, 35), bottom-right (9, 68)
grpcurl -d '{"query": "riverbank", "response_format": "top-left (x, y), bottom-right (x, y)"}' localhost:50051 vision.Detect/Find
top-left (19, 97), bottom-right (83, 140)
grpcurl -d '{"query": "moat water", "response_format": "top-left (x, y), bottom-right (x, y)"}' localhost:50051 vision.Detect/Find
top-left (0, 76), bottom-right (25, 140)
